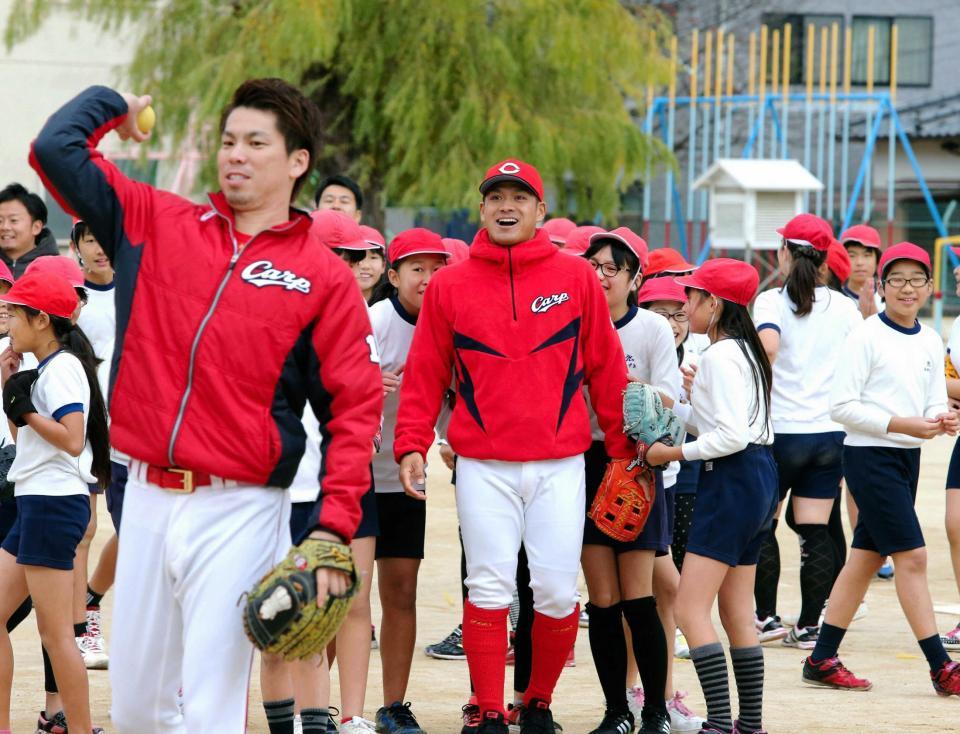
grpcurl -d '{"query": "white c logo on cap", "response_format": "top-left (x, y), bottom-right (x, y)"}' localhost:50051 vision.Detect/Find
top-left (498, 162), bottom-right (521, 174)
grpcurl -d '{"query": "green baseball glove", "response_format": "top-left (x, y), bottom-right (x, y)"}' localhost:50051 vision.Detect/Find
top-left (623, 382), bottom-right (683, 452)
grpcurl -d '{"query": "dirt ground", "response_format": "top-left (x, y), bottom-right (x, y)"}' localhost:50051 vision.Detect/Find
top-left (10, 437), bottom-right (960, 733)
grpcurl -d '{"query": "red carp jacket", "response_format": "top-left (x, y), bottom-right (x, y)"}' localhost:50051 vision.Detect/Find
top-left (393, 228), bottom-right (633, 463)
top-left (29, 86), bottom-right (383, 540)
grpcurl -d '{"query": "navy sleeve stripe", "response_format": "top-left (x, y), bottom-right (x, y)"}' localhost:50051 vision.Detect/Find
top-left (756, 322), bottom-right (781, 334)
top-left (52, 403), bottom-right (84, 421)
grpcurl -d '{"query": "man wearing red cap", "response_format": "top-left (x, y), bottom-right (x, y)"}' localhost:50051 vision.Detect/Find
top-left (29, 80), bottom-right (383, 733)
top-left (394, 159), bottom-right (633, 734)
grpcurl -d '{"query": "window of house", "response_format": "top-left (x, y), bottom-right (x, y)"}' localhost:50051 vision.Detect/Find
top-left (851, 16), bottom-right (933, 87)
top-left (761, 13), bottom-right (844, 86)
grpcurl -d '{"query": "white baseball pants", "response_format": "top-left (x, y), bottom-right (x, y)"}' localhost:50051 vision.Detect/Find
top-left (456, 455), bottom-right (585, 619)
top-left (109, 462), bottom-right (291, 734)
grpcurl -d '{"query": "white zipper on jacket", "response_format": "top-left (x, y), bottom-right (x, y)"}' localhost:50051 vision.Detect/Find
top-left (166, 203), bottom-right (300, 466)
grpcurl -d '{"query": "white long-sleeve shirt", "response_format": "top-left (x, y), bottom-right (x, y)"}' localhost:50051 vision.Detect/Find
top-left (830, 312), bottom-right (948, 448)
top-left (681, 338), bottom-right (773, 462)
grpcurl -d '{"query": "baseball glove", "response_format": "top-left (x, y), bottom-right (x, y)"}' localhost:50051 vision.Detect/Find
top-left (242, 538), bottom-right (358, 660)
top-left (622, 382), bottom-right (683, 457)
top-left (588, 457), bottom-right (656, 542)
top-left (947, 354), bottom-right (958, 380)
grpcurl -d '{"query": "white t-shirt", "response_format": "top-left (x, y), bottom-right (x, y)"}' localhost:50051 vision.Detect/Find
top-left (587, 307), bottom-right (682, 485)
top-left (369, 296), bottom-right (417, 494)
top-left (947, 316), bottom-right (960, 375)
top-left (0, 336), bottom-right (38, 449)
top-left (9, 351), bottom-right (94, 496)
top-left (681, 338), bottom-right (774, 462)
top-left (288, 403), bottom-right (322, 504)
top-left (754, 286), bottom-right (862, 433)
top-left (77, 280), bottom-right (115, 401)
top-left (830, 312), bottom-right (948, 448)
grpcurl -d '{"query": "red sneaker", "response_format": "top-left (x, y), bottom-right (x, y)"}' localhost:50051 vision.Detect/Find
top-left (802, 655), bottom-right (872, 691)
top-left (931, 660), bottom-right (960, 696)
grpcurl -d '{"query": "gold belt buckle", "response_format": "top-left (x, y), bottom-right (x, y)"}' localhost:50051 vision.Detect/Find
top-left (168, 467), bottom-right (195, 494)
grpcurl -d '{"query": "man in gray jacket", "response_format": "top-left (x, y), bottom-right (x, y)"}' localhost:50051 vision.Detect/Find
top-left (0, 183), bottom-right (60, 279)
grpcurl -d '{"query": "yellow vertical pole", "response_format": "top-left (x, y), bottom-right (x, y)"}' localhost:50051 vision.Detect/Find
top-left (889, 23), bottom-right (898, 104)
top-left (690, 29), bottom-right (699, 102)
top-left (704, 30), bottom-right (713, 99)
top-left (686, 29), bottom-right (699, 244)
top-left (829, 23), bottom-right (839, 103)
top-left (782, 23), bottom-right (792, 100)
top-left (668, 35), bottom-right (677, 103)
top-left (803, 24), bottom-right (815, 209)
top-left (867, 24), bottom-right (875, 93)
top-left (724, 32), bottom-right (735, 157)
top-left (819, 26), bottom-right (828, 96)
top-left (758, 24), bottom-right (768, 158)
top-left (748, 31), bottom-right (757, 96)
top-left (715, 27), bottom-right (725, 103)
top-left (840, 25), bottom-right (853, 214)
top-left (805, 24), bottom-right (815, 103)
top-left (771, 29), bottom-right (780, 96)
top-left (843, 26), bottom-right (852, 95)
top-left (864, 24), bottom-right (876, 220)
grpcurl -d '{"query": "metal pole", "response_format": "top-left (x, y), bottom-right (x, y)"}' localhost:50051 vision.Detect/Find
top-left (770, 29), bottom-right (780, 157)
top-left (725, 33), bottom-right (735, 158)
top-left (747, 32), bottom-right (756, 159)
top-left (803, 24), bottom-right (815, 210)
top-left (865, 24), bottom-right (876, 221)
top-left (758, 25), bottom-right (768, 159)
top-left (815, 25), bottom-right (828, 214)
top-left (781, 23), bottom-right (792, 158)
top-left (700, 29), bottom-right (713, 254)
top-left (843, 103), bottom-right (887, 229)
top-left (686, 29), bottom-right (699, 255)
top-left (713, 27), bottom-right (724, 166)
top-left (840, 25), bottom-right (852, 220)
top-left (642, 28), bottom-right (657, 241)
top-left (887, 24), bottom-right (898, 247)
top-left (666, 36), bottom-right (679, 250)
top-left (827, 22), bottom-right (839, 223)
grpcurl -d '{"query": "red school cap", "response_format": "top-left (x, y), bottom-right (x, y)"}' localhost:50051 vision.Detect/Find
top-left (0, 260), bottom-right (13, 286)
top-left (646, 248), bottom-right (696, 277)
top-left (776, 213), bottom-right (833, 252)
top-left (479, 159), bottom-right (545, 200)
top-left (442, 238), bottom-right (470, 265)
top-left (637, 277), bottom-right (687, 305)
top-left (589, 227), bottom-right (649, 268)
top-left (878, 242), bottom-right (931, 278)
top-left (839, 224), bottom-right (883, 250)
top-left (0, 271), bottom-right (78, 319)
top-left (674, 258), bottom-right (759, 306)
top-left (541, 217), bottom-right (577, 245)
top-left (25, 255), bottom-right (85, 288)
top-left (310, 209), bottom-right (370, 250)
top-left (826, 240), bottom-right (852, 283)
top-left (388, 228), bottom-right (450, 264)
top-left (562, 225), bottom-right (605, 256)
top-left (359, 225), bottom-right (386, 250)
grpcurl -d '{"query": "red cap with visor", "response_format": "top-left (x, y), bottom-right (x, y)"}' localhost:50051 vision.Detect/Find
top-left (878, 242), bottom-right (931, 278)
top-left (25, 255), bottom-right (85, 288)
top-left (541, 217), bottom-right (576, 245)
top-left (0, 272), bottom-right (79, 319)
top-left (562, 225), bottom-right (605, 256)
top-left (589, 227), bottom-right (649, 268)
top-left (674, 258), bottom-right (759, 306)
top-left (479, 159), bottom-right (545, 200)
top-left (839, 224), bottom-right (882, 251)
top-left (646, 248), bottom-right (696, 277)
top-left (776, 213), bottom-right (833, 252)
top-left (637, 277), bottom-right (688, 305)
top-left (310, 210), bottom-right (369, 250)
top-left (358, 225), bottom-right (386, 250)
top-left (388, 228), bottom-right (450, 264)
top-left (826, 240), bottom-right (852, 283)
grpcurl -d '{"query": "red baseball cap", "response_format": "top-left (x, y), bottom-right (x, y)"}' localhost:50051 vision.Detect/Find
top-left (541, 217), bottom-right (576, 246)
top-left (776, 213), bottom-right (833, 252)
top-left (839, 224), bottom-right (882, 250)
top-left (562, 225), bottom-right (605, 256)
top-left (878, 242), bottom-right (931, 278)
top-left (310, 209), bottom-right (369, 250)
top-left (25, 256), bottom-right (85, 288)
top-left (637, 277), bottom-right (687, 305)
top-left (359, 225), bottom-right (386, 250)
top-left (589, 227), bottom-right (649, 268)
top-left (442, 237), bottom-right (470, 265)
top-left (675, 258), bottom-right (759, 306)
top-left (0, 261), bottom-right (13, 286)
top-left (1, 272), bottom-right (79, 319)
top-left (479, 159), bottom-right (544, 200)
top-left (826, 240), bottom-right (852, 283)
top-left (646, 248), bottom-right (696, 277)
top-left (388, 228), bottom-right (450, 264)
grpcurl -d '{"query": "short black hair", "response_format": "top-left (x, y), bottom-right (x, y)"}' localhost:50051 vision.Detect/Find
top-left (0, 183), bottom-right (47, 224)
top-left (71, 220), bottom-right (91, 245)
top-left (314, 174), bottom-right (363, 210)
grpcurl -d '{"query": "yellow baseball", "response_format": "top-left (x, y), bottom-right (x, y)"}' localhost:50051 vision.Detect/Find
top-left (136, 105), bottom-right (156, 134)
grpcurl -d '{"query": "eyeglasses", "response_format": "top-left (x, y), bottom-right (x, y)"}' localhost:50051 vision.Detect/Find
top-left (651, 309), bottom-right (688, 323)
top-left (588, 260), bottom-right (624, 278)
top-left (882, 276), bottom-right (931, 288)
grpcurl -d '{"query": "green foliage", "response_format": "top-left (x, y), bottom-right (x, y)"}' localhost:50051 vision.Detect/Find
top-left (7, 0), bottom-right (673, 220)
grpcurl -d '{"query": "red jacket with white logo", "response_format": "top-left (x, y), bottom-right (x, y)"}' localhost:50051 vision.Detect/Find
top-left (394, 228), bottom-right (633, 463)
top-left (29, 86), bottom-right (383, 541)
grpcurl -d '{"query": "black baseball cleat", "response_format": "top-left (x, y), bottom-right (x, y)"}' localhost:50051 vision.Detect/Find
top-left (476, 711), bottom-right (509, 734)
top-left (519, 699), bottom-right (555, 734)
top-left (587, 708), bottom-right (635, 734)
top-left (638, 709), bottom-right (670, 734)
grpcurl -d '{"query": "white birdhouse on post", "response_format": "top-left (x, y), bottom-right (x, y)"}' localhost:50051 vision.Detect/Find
top-left (693, 159), bottom-right (824, 262)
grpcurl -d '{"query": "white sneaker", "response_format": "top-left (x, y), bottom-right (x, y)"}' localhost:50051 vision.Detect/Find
top-left (666, 691), bottom-right (704, 732)
top-left (81, 607), bottom-right (109, 669)
top-left (674, 628), bottom-right (690, 659)
top-left (579, 608), bottom-right (590, 627)
top-left (340, 716), bottom-right (378, 733)
top-left (294, 714), bottom-right (303, 734)
top-left (755, 615), bottom-right (788, 643)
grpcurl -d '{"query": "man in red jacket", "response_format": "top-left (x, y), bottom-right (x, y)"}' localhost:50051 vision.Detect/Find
top-left (395, 160), bottom-right (633, 734)
top-left (29, 80), bottom-right (383, 733)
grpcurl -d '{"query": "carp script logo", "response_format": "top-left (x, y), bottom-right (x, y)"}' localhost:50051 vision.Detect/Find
top-left (531, 292), bottom-right (570, 314)
top-left (241, 260), bottom-right (312, 294)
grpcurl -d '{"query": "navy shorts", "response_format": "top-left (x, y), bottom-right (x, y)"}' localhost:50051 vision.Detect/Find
top-left (291, 483), bottom-right (379, 545)
top-left (105, 461), bottom-right (128, 534)
top-left (844, 445), bottom-right (924, 556)
top-left (1, 494), bottom-right (91, 570)
top-left (674, 435), bottom-right (701, 496)
top-left (947, 439), bottom-right (960, 490)
top-left (375, 491), bottom-right (426, 559)
top-left (583, 441), bottom-right (670, 556)
top-left (686, 444), bottom-right (778, 567)
top-left (772, 431), bottom-right (844, 500)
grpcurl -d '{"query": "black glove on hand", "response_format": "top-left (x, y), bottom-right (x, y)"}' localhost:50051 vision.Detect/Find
top-left (3, 369), bottom-right (39, 428)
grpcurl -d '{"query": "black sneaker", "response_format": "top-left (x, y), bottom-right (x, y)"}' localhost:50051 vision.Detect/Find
top-left (425, 624), bottom-right (465, 660)
top-left (587, 708), bottom-right (635, 734)
top-left (638, 709), bottom-right (670, 734)
top-left (476, 711), bottom-right (509, 734)
top-left (375, 702), bottom-right (426, 734)
top-left (519, 699), bottom-right (554, 734)
top-left (461, 702), bottom-right (482, 734)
